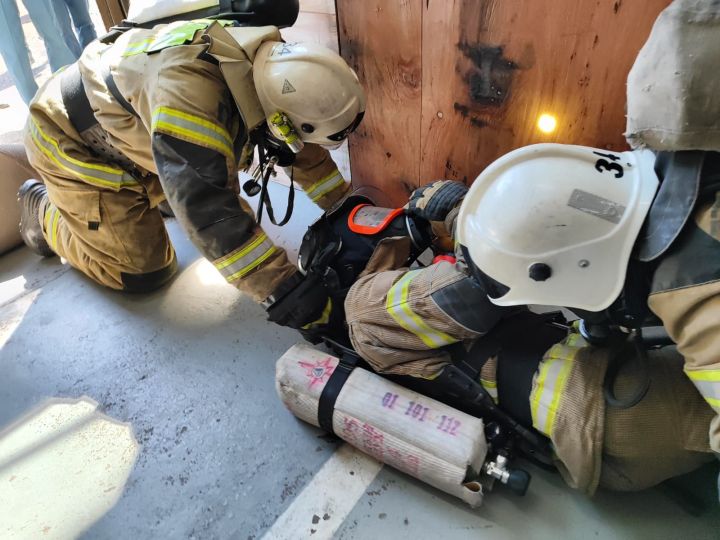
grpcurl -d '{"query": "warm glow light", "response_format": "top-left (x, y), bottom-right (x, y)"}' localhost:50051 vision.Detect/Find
top-left (537, 113), bottom-right (558, 134)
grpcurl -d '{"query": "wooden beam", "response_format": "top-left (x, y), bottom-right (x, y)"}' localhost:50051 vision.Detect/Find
top-left (94, 0), bottom-right (128, 30)
top-left (336, 0), bottom-right (423, 206)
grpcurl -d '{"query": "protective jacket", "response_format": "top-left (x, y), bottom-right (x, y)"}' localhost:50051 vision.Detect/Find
top-left (25, 21), bottom-right (348, 297)
top-left (645, 159), bottom-right (720, 453)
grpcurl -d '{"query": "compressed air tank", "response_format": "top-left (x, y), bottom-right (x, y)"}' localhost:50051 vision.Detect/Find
top-left (275, 343), bottom-right (488, 507)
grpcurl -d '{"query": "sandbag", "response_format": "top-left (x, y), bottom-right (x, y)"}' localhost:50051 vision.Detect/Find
top-left (626, 0), bottom-right (720, 151)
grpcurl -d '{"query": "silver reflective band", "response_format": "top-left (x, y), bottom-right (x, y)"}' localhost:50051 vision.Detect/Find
top-left (306, 170), bottom-right (344, 202)
top-left (214, 233), bottom-right (276, 283)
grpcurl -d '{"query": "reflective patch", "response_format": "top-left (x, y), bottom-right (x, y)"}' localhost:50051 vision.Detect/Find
top-left (386, 269), bottom-right (458, 349)
top-left (151, 107), bottom-right (234, 159)
top-left (305, 169), bottom-right (344, 202)
top-left (685, 369), bottom-right (720, 408)
top-left (145, 19), bottom-right (234, 53)
top-left (530, 340), bottom-right (579, 437)
top-left (567, 189), bottom-right (626, 224)
top-left (29, 119), bottom-right (136, 189)
top-left (214, 232), bottom-right (276, 283)
top-left (122, 38), bottom-right (153, 57)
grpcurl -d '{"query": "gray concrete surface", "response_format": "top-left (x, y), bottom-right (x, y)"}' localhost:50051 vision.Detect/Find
top-left (1, 185), bottom-right (719, 539)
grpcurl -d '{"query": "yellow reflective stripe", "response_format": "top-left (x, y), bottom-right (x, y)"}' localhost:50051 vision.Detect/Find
top-left (43, 204), bottom-right (60, 251)
top-left (29, 119), bottom-right (136, 188)
top-left (122, 38), bottom-right (153, 56)
top-left (530, 343), bottom-right (576, 437)
top-left (530, 358), bottom-right (551, 430)
top-left (213, 233), bottom-right (277, 283)
top-left (686, 370), bottom-right (720, 408)
top-left (215, 233), bottom-right (268, 270)
top-left (706, 396), bottom-right (720, 408)
top-left (306, 169), bottom-right (344, 202)
top-left (43, 204), bottom-right (53, 234)
top-left (546, 357), bottom-right (573, 435)
top-left (50, 207), bottom-right (60, 251)
top-left (302, 298), bottom-right (333, 329)
top-left (226, 247), bottom-right (276, 282)
top-left (685, 369), bottom-right (720, 382)
top-left (152, 107), bottom-right (233, 158)
top-left (480, 378), bottom-right (498, 403)
top-left (386, 270), bottom-right (458, 349)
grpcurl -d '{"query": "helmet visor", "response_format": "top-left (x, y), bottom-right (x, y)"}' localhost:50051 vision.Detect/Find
top-left (327, 111), bottom-right (365, 142)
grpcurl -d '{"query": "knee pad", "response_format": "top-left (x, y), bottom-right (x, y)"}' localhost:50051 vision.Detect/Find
top-left (121, 256), bottom-right (178, 293)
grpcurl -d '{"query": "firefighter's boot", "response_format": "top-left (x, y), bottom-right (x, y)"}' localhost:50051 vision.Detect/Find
top-left (18, 179), bottom-right (54, 257)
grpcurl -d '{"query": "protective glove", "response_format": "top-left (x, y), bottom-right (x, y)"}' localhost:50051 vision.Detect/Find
top-left (405, 180), bottom-right (469, 222)
top-left (265, 272), bottom-right (330, 330)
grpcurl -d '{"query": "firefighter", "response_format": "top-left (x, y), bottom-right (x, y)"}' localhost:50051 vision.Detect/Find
top-left (18, 20), bottom-right (365, 330)
top-left (343, 175), bottom-right (716, 494)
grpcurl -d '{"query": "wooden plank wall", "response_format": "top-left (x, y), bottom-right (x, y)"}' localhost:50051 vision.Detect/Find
top-left (336, 0), bottom-right (423, 206)
top-left (338, 0), bottom-right (671, 206)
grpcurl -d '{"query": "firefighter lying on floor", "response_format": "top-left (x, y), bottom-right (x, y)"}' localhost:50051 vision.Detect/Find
top-left (339, 180), bottom-right (716, 495)
top-left (18, 19), bottom-right (364, 331)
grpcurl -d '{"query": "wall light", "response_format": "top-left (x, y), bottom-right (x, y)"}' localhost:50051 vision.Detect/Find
top-left (537, 113), bottom-right (558, 134)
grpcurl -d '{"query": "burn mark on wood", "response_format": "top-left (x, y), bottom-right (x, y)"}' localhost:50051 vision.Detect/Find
top-left (454, 102), bottom-right (471, 117)
top-left (453, 102), bottom-right (488, 128)
top-left (458, 42), bottom-right (517, 106)
top-left (613, 0), bottom-right (622, 14)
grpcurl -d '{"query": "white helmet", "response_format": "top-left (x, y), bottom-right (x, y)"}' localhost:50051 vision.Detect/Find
top-left (253, 41), bottom-right (365, 148)
top-left (456, 143), bottom-right (659, 312)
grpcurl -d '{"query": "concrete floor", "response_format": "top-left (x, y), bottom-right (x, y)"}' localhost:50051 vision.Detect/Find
top-left (1, 184), bottom-right (719, 539)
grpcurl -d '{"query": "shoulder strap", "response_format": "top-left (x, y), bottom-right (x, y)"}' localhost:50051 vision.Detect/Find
top-left (60, 63), bottom-right (98, 134)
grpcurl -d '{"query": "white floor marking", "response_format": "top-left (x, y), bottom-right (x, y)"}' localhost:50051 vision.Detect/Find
top-left (262, 444), bottom-right (383, 540)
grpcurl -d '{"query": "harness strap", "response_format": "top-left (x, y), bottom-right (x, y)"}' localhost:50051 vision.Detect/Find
top-left (317, 355), bottom-right (358, 433)
top-left (60, 63), bottom-right (140, 174)
top-left (101, 63), bottom-right (138, 118)
top-left (60, 63), bottom-right (98, 134)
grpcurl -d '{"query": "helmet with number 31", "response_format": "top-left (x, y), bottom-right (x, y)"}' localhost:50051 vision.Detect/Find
top-left (456, 143), bottom-right (659, 312)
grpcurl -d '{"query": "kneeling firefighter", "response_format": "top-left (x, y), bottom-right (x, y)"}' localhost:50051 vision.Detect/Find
top-left (19, 14), bottom-right (365, 330)
top-left (334, 178), bottom-right (715, 494)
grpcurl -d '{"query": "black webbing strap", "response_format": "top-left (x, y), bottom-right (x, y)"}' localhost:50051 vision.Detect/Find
top-left (101, 63), bottom-right (139, 118)
top-left (317, 355), bottom-right (358, 434)
top-left (60, 63), bottom-right (98, 133)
